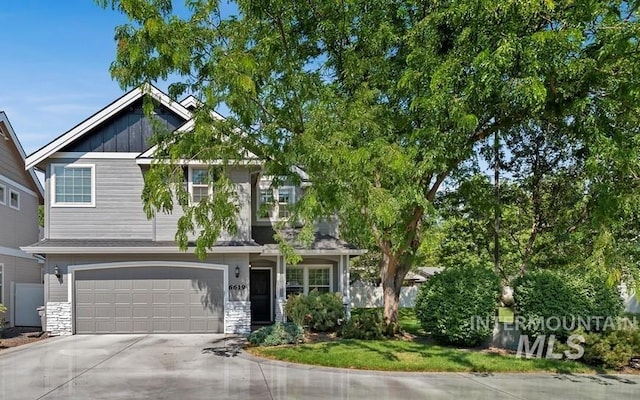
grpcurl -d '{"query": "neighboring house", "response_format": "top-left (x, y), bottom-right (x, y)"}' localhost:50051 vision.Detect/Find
top-left (0, 112), bottom-right (45, 327)
top-left (22, 85), bottom-right (363, 335)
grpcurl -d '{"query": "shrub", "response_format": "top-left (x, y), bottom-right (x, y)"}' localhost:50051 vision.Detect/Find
top-left (338, 308), bottom-right (392, 340)
top-left (513, 271), bottom-right (624, 338)
top-left (581, 327), bottom-right (640, 369)
top-left (285, 290), bottom-right (345, 332)
top-left (248, 322), bottom-right (304, 346)
top-left (415, 265), bottom-right (500, 347)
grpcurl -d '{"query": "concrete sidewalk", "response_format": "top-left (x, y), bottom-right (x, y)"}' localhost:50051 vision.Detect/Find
top-left (0, 334), bottom-right (637, 399)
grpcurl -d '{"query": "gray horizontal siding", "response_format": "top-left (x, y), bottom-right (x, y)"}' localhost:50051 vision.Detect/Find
top-left (0, 183), bottom-right (41, 248)
top-left (48, 158), bottom-right (153, 239)
top-left (154, 167), bottom-right (252, 242)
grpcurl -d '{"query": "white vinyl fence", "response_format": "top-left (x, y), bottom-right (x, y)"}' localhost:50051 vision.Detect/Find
top-left (350, 280), bottom-right (419, 308)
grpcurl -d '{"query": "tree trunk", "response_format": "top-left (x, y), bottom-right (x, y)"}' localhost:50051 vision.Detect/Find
top-left (380, 251), bottom-right (409, 329)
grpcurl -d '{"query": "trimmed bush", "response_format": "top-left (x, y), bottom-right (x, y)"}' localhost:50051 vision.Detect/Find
top-left (581, 326), bottom-right (640, 369)
top-left (338, 308), bottom-right (392, 340)
top-left (513, 271), bottom-right (624, 338)
top-left (285, 290), bottom-right (345, 332)
top-left (248, 322), bottom-right (304, 346)
top-left (415, 265), bottom-right (500, 347)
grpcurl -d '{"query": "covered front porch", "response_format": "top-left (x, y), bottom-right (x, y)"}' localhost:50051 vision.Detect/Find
top-left (249, 252), bottom-right (357, 325)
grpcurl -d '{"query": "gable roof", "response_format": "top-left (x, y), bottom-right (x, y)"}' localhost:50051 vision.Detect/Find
top-left (0, 111), bottom-right (45, 201)
top-left (25, 84), bottom-right (193, 170)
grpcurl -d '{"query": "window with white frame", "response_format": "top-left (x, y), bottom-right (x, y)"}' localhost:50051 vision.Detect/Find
top-left (9, 189), bottom-right (19, 210)
top-left (0, 265), bottom-right (3, 305)
top-left (189, 167), bottom-right (220, 203)
top-left (52, 164), bottom-right (95, 206)
top-left (0, 184), bottom-right (5, 205)
top-left (278, 186), bottom-right (295, 219)
top-left (286, 265), bottom-right (332, 296)
top-left (257, 188), bottom-right (273, 219)
top-left (190, 168), bottom-right (209, 203)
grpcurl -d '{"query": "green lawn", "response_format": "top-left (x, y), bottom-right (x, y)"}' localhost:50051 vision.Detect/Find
top-left (247, 308), bottom-right (601, 373)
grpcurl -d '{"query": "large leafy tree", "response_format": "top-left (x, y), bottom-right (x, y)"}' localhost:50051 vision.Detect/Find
top-left (96, 0), bottom-right (640, 325)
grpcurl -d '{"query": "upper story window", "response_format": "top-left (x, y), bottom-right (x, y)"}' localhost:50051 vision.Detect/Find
top-left (0, 184), bottom-right (5, 205)
top-left (278, 187), bottom-right (295, 219)
top-left (9, 189), bottom-right (19, 210)
top-left (256, 181), bottom-right (297, 221)
top-left (188, 167), bottom-right (219, 203)
top-left (51, 164), bottom-right (95, 207)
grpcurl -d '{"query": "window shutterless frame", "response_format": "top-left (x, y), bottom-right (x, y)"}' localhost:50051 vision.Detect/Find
top-left (8, 189), bottom-right (19, 210)
top-left (51, 163), bottom-right (96, 207)
top-left (0, 183), bottom-right (5, 205)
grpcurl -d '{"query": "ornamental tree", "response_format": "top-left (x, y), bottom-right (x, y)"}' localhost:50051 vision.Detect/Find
top-left (96, 0), bottom-right (640, 326)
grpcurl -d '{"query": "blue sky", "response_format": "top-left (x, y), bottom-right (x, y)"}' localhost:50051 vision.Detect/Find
top-left (0, 1), bottom-right (163, 155)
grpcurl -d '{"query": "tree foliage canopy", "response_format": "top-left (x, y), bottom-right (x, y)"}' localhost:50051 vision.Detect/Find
top-left (96, 0), bottom-right (640, 321)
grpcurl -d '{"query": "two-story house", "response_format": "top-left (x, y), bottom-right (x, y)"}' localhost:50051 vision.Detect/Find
top-left (23, 85), bottom-right (363, 335)
top-left (0, 111), bottom-right (45, 327)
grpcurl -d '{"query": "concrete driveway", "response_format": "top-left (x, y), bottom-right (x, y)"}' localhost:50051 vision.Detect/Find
top-left (0, 335), bottom-right (638, 400)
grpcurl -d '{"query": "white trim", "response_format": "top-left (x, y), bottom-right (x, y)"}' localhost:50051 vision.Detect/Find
top-left (0, 183), bottom-right (5, 205)
top-left (25, 84), bottom-right (192, 170)
top-left (0, 175), bottom-right (38, 198)
top-left (135, 158), bottom-right (262, 166)
top-left (9, 281), bottom-right (14, 327)
top-left (0, 246), bottom-right (40, 260)
top-left (261, 248), bottom-right (367, 256)
top-left (179, 95), bottom-right (199, 109)
top-left (67, 261), bottom-right (229, 334)
top-left (8, 189), bottom-right (20, 210)
top-left (50, 163), bottom-right (96, 208)
top-left (0, 264), bottom-right (4, 314)
top-left (51, 152), bottom-right (141, 159)
top-left (250, 266), bottom-right (273, 323)
top-left (188, 166), bottom-right (213, 204)
top-left (21, 245), bottom-right (264, 254)
top-left (285, 264), bottom-right (333, 295)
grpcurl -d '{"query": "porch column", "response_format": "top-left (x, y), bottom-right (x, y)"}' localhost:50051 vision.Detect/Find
top-left (275, 255), bottom-right (287, 322)
top-left (342, 255), bottom-right (351, 319)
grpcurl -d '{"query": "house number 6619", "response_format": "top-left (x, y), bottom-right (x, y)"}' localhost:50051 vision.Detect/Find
top-left (229, 284), bottom-right (246, 290)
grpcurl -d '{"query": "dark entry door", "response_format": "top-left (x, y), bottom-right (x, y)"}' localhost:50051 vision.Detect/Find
top-left (250, 269), bottom-right (272, 323)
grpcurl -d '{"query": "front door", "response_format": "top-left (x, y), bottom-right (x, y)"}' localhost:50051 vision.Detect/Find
top-left (250, 269), bottom-right (272, 323)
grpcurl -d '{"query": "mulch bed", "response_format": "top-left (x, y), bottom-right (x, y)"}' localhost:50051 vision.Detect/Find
top-left (0, 327), bottom-right (48, 350)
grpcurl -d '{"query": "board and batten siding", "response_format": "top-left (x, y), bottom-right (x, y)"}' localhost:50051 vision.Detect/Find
top-left (45, 253), bottom-right (250, 303)
top-left (47, 158), bottom-right (152, 239)
top-left (154, 167), bottom-right (252, 241)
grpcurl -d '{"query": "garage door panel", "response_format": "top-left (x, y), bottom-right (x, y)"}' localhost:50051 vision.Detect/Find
top-left (115, 293), bottom-right (132, 303)
top-left (133, 280), bottom-right (152, 290)
top-left (75, 266), bottom-right (224, 334)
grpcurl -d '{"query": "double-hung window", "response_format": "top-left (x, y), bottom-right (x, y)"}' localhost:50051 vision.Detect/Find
top-left (0, 184), bottom-right (5, 205)
top-left (51, 164), bottom-right (95, 207)
top-left (189, 167), bottom-right (219, 203)
top-left (278, 186), bottom-right (295, 219)
top-left (286, 265), bottom-right (332, 296)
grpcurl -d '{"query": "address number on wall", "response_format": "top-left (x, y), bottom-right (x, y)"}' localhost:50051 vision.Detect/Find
top-left (229, 284), bottom-right (247, 291)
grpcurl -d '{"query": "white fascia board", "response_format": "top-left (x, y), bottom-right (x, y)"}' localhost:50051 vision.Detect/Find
top-left (21, 245), bottom-right (265, 254)
top-left (51, 152), bottom-right (141, 159)
top-left (138, 118), bottom-right (260, 161)
top-left (25, 84), bottom-right (192, 170)
top-left (135, 158), bottom-right (263, 166)
top-left (260, 248), bottom-right (367, 256)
